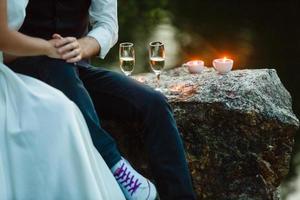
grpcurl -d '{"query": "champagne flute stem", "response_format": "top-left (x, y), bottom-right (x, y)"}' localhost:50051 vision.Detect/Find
top-left (156, 73), bottom-right (160, 89)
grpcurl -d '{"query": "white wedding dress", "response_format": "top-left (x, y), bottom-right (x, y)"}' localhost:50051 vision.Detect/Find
top-left (0, 0), bottom-right (125, 199)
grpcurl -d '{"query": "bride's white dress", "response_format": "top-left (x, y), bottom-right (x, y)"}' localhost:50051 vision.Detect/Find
top-left (0, 0), bottom-right (125, 199)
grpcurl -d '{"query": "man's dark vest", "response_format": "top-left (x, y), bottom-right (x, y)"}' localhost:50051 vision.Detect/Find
top-left (20, 0), bottom-right (91, 39)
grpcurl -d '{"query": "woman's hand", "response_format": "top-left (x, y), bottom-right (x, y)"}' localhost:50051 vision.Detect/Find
top-left (46, 38), bottom-right (62, 59)
top-left (53, 34), bottom-right (83, 63)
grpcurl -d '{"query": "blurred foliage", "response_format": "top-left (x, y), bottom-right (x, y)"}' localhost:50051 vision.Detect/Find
top-left (118, 0), bottom-right (169, 40)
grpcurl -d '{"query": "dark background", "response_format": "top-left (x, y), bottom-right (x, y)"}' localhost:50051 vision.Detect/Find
top-left (94, 0), bottom-right (300, 198)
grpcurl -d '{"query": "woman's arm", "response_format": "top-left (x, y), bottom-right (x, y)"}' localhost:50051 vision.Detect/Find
top-left (0, 0), bottom-right (59, 58)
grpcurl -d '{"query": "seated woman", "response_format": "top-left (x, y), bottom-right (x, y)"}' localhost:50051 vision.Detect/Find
top-left (0, 0), bottom-right (125, 199)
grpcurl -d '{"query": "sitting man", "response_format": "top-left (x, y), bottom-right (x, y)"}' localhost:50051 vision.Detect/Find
top-left (6, 0), bottom-right (196, 199)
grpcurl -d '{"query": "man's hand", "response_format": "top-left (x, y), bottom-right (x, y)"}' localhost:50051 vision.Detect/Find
top-left (53, 33), bottom-right (101, 63)
top-left (53, 34), bottom-right (82, 63)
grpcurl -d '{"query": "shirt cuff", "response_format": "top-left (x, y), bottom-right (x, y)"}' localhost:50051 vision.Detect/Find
top-left (87, 27), bottom-right (113, 59)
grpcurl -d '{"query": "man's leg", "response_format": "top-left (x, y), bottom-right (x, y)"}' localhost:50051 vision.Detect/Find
top-left (7, 57), bottom-right (121, 168)
top-left (79, 65), bottom-right (196, 199)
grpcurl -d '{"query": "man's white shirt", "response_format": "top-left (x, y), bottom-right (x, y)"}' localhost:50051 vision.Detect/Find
top-left (88, 0), bottom-right (118, 59)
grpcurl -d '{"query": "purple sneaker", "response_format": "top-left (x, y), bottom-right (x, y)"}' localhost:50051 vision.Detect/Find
top-left (111, 159), bottom-right (158, 200)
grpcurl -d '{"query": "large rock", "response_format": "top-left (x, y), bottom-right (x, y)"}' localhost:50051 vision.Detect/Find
top-left (101, 67), bottom-right (299, 199)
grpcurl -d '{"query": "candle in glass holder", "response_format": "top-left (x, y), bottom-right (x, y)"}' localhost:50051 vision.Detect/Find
top-left (213, 57), bottom-right (234, 74)
top-left (183, 60), bottom-right (205, 74)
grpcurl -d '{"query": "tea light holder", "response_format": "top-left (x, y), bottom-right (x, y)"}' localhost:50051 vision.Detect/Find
top-left (183, 60), bottom-right (205, 74)
top-left (213, 57), bottom-right (234, 74)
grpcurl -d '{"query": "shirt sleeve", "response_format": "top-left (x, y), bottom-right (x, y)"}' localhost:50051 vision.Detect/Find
top-left (88, 0), bottom-right (118, 59)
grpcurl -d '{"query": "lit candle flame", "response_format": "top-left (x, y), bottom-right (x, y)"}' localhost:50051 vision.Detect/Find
top-left (223, 57), bottom-right (227, 62)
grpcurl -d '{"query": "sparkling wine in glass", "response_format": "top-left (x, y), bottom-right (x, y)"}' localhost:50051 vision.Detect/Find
top-left (119, 42), bottom-right (135, 76)
top-left (149, 41), bottom-right (165, 91)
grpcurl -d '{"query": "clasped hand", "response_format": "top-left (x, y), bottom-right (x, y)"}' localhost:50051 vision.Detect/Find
top-left (48, 33), bottom-right (83, 63)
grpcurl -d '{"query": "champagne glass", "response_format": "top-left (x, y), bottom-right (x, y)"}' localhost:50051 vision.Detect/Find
top-left (119, 42), bottom-right (135, 76)
top-left (149, 41), bottom-right (165, 91)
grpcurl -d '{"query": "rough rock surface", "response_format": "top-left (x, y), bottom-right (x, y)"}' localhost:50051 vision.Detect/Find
top-left (101, 67), bottom-right (299, 200)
